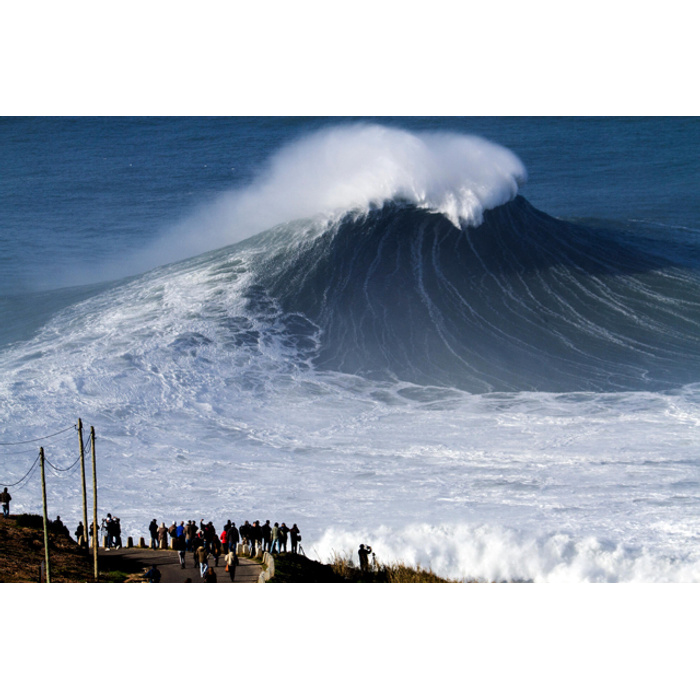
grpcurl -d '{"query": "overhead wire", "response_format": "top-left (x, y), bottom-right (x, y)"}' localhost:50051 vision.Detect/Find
top-left (0, 424), bottom-right (77, 446)
top-left (0, 453), bottom-right (41, 489)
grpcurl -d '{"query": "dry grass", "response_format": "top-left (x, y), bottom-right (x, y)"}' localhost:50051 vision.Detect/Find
top-left (328, 552), bottom-right (462, 583)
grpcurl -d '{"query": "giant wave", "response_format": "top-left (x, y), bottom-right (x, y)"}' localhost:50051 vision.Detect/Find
top-left (2, 123), bottom-right (700, 582)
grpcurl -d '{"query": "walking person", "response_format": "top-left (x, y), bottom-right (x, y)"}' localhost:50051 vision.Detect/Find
top-left (196, 544), bottom-right (209, 578)
top-left (0, 488), bottom-right (11, 518)
top-left (204, 566), bottom-right (218, 583)
top-left (224, 549), bottom-right (239, 582)
top-left (173, 531), bottom-right (186, 568)
top-left (191, 531), bottom-right (203, 568)
top-left (211, 535), bottom-right (221, 567)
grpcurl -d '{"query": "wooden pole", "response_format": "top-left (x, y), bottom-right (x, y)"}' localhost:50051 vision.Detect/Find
top-left (77, 419), bottom-right (88, 549)
top-left (90, 426), bottom-right (98, 581)
top-left (40, 447), bottom-right (51, 583)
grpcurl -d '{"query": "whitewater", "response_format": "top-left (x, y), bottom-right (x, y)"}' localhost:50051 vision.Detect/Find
top-left (1, 121), bottom-right (699, 582)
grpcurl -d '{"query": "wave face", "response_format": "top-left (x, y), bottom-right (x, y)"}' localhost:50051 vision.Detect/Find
top-left (252, 197), bottom-right (700, 393)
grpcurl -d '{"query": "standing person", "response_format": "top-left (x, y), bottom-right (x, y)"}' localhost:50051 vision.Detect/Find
top-left (0, 488), bottom-right (11, 518)
top-left (227, 522), bottom-right (240, 555)
top-left (75, 522), bottom-right (85, 548)
top-left (220, 526), bottom-right (229, 555)
top-left (196, 544), bottom-right (209, 578)
top-left (203, 521), bottom-right (215, 553)
top-left (279, 523), bottom-right (289, 553)
top-left (239, 520), bottom-right (251, 553)
top-left (270, 523), bottom-right (280, 554)
top-left (114, 518), bottom-right (122, 549)
top-left (101, 518), bottom-right (110, 549)
top-left (250, 520), bottom-right (261, 556)
top-left (224, 549), bottom-right (239, 582)
top-left (158, 522), bottom-right (168, 550)
top-left (148, 519), bottom-right (158, 549)
top-left (290, 524), bottom-right (301, 554)
top-left (185, 520), bottom-right (196, 552)
top-left (168, 521), bottom-right (177, 541)
top-left (358, 544), bottom-right (372, 572)
top-left (262, 520), bottom-right (272, 552)
top-left (105, 513), bottom-right (117, 549)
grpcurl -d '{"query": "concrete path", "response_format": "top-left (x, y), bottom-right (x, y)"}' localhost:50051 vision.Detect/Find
top-left (100, 547), bottom-right (262, 583)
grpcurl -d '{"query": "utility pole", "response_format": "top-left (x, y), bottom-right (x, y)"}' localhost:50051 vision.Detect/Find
top-left (90, 425), bottom-right (98, 581)
top-left (77, 419), bottom-right (88, 550)
top-left (39, 447), bottom-right (51, 583)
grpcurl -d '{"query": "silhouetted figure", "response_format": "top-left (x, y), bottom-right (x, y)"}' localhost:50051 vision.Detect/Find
top-left (358, 544), bottom-right (372, 572)
top-left (279, 522), bottom-right (289, 552)
top-left (148, 519), bottom-right (158, 549)
top-left (0, 488), bottom-right (10, 518)
top-left (227, 523), bottom-right (240, 554)
top-left (262, 520), bottom-right (272, 552)
top-left (290, 524), bottom-right (301, 554)
top-left (75, 521), bottom-right (86, 548)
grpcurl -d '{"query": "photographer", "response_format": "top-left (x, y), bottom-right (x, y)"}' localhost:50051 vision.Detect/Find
top-left (358, 543), bottom-right (372, 572)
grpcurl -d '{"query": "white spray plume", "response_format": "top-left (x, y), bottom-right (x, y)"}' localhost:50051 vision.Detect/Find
top-left (139, 123), bottom-right (527, 269)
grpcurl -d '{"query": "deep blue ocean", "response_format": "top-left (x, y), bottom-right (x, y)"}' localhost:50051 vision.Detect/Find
top-left (1, 116), bottom-right (699, 581)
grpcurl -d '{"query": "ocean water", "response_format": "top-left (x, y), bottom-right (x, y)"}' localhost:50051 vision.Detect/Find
top-left (1, 116), bottom-right (699, 582)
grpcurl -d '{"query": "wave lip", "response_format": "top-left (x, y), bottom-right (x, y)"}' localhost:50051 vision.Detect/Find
top-left (146, 124), bottom-right (528, 268)
top-left (238, 123), bottom-right (528, 229)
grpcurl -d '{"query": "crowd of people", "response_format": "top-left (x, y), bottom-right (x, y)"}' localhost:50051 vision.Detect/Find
top-left (143, 518), bottom-right (302, 580)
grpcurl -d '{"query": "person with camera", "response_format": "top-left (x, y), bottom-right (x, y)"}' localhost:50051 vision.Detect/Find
top-left (358, 544), bottom-right (372, 572)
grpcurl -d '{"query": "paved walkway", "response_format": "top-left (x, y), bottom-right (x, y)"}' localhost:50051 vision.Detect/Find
top-left (100, 547), bottom-right (263, 583)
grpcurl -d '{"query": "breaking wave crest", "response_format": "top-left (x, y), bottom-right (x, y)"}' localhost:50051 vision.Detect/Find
top-left (313, 522), bottom-right (700, 583)
top-left (141, 124), bottom-right (527, 267)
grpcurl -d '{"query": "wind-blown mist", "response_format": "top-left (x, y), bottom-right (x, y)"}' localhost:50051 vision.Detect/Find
top-left (139, 124), bottom-right (528, 269)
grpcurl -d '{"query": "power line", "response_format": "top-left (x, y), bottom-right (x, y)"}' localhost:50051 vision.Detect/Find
top-left (0, 424), bottom-right (77, 447)
top-left (0, 453), bottom-right (41, 489)
top-left (45, 453), bottom-right (82, 474)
